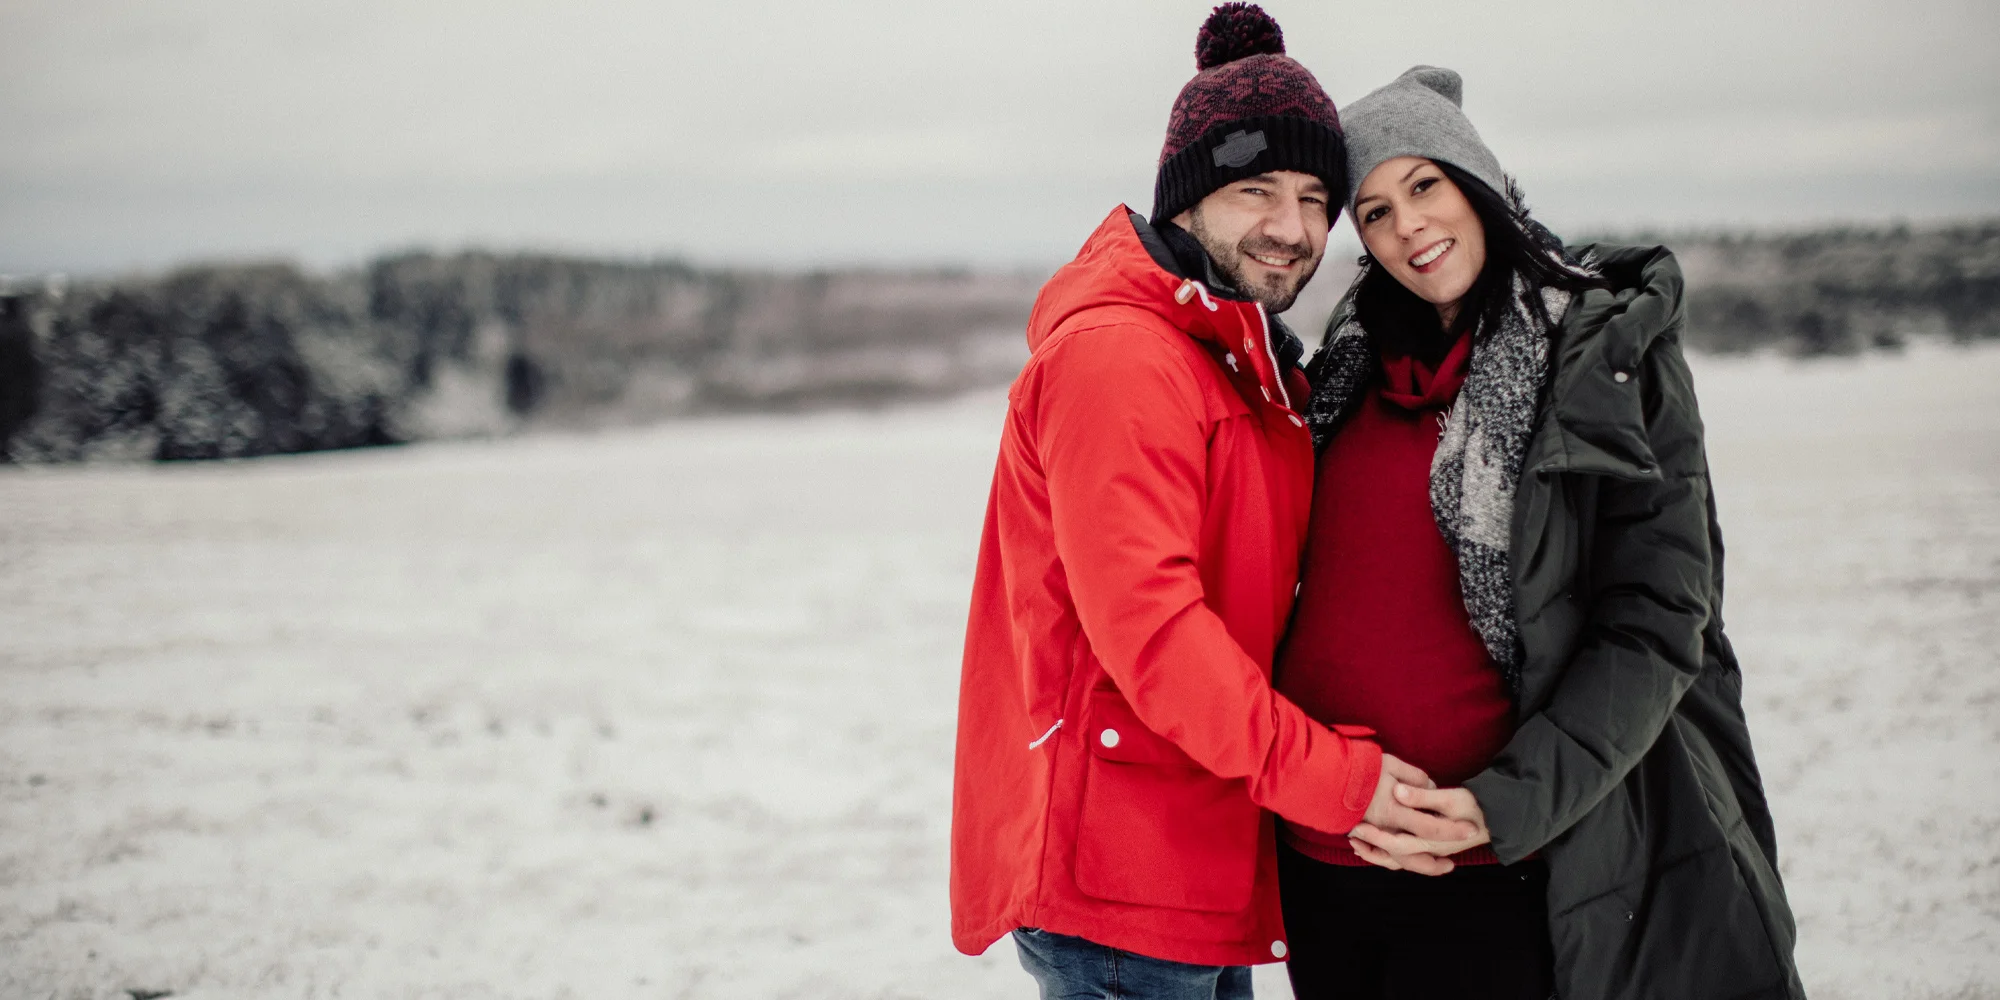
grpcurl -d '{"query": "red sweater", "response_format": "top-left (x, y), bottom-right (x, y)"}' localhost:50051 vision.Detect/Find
top-left (1276, 334), bottom-right (1512, 866)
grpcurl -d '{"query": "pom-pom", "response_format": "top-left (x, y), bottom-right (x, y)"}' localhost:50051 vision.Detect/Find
top-left (1194, 3), bottom-right (1285, 70)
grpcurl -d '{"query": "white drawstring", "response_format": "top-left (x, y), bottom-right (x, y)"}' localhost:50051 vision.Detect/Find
top-left (1027, 719), bottom-right (1063, 750)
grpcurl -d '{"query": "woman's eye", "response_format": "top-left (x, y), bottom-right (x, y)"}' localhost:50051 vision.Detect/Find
top-left (1363, 207), bottom-right (1386, 224)
top-left (1413, 177), bottom-right (1436, 194)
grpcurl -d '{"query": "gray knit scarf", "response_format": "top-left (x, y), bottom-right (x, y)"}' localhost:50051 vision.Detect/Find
top-left (1301, 248), bottom-right (1594, 697)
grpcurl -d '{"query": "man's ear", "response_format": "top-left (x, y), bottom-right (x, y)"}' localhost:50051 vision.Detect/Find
top-left (1171, 204), bottom-right (1198, 231)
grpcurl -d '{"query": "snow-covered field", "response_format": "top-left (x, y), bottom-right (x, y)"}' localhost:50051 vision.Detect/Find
top-left (2, 343), bottom-right (1997, 1000)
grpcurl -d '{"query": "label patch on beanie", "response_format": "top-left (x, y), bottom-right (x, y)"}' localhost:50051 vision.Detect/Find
top-left (1211, 130), bottom-right (1268, 169)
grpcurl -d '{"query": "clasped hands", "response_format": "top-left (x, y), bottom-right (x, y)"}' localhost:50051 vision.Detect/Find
top-left (1347, 753), bottom-right (1491, 876)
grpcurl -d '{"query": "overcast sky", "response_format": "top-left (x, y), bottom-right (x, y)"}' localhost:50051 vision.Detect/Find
top-left (3, 0), bottom-right (1997, 275)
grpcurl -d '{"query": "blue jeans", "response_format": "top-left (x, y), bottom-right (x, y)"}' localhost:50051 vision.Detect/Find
top-left (1011, 927), bottom-right (1253, 1000)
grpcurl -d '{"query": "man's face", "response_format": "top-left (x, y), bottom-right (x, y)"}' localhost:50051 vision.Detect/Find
top-left (1172, 170), bottom-right (1332, 314)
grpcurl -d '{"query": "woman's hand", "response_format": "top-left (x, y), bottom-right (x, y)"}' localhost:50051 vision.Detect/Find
top-left (1354, 756), bottom-right (1480, 876)
top-left (1348, 785), bottom-right (1492, 875)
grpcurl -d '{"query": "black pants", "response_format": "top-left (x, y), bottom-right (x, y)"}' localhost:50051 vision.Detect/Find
top-left (1277, 842), bottom-right (1556, 1000)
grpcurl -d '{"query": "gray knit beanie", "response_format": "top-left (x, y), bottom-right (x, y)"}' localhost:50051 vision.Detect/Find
top-left (1339, 66), bottom-right (1506, 213)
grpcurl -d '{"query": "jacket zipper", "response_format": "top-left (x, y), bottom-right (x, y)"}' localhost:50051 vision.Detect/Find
top-left (1255, 302), bottom-right (1291, 411)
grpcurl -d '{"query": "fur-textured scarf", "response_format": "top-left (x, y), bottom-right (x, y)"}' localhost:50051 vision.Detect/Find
top-left (1301, 248), bottom-right (1595, 697)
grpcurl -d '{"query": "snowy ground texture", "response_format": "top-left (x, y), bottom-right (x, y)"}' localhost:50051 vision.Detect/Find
top-left (3, 343), bottom-right (1997, 1000)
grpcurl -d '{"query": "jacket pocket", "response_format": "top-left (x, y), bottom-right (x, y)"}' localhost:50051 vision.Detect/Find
top-left (1070, 689), bottom-right (1262, 913)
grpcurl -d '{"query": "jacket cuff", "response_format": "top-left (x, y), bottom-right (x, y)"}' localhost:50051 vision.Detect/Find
top-left (1273, 724), bottom-right (1379, 836)
top-left (1462, 765), bottom-right (1541, 865)
top-left (1256, 710), bottom-right (1386, 836)
top-left (1333, 724), bottom-right (1382, 827)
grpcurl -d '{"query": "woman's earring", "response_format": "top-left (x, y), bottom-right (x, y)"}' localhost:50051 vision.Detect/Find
top-left (1357, 253), bottom-right (1374, 267)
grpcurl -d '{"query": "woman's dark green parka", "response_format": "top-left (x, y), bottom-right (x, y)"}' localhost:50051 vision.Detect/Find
top-left (1324, 244), bottom-right (1807, 1000)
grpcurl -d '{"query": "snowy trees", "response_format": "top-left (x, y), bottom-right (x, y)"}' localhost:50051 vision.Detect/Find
top-left (2, 222), bottom-right (1994, 462)
top-left (1, 254), bottom-right (1040, 462)
top-left (1662, 222), bottom-right (2000, 355)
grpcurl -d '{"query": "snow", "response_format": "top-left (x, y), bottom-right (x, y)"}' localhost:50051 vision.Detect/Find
top-left (2, 342), bottom-right (1997, 999)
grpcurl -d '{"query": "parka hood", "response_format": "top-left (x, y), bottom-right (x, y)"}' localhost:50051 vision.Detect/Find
top-left (1560, 243), bottom-right (1686, 376)
top-left (1026, 206), bottom-right (1303, 412)
top-left (1530, 243), bottom-right (1687, 481)
top-left (1027, 207), bottom-right (1246, 352)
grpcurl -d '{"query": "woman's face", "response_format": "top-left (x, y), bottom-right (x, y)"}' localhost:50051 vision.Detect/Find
top-left (1352, 156), bottom-right (1486, 325)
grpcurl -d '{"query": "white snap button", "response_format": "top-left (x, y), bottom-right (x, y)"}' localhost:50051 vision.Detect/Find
top-left (1613, 370), bottom-right (1630, 383)
top-left (1244, 339), bottom-right (1255, 352)
top-left (1099, 729), bottom-right (1120, 748)
top-left (1271, 940), bottom-right (1288, 959)
top-left (1287, 414), bottom-right (1303, 427)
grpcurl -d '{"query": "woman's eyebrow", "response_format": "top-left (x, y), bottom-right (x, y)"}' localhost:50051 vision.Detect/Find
top-left (1400, 161), bottom-right (1429, 183)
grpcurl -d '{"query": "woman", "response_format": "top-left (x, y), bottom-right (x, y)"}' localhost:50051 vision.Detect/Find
top-left (1272, 66), bottom-right (1805, 999)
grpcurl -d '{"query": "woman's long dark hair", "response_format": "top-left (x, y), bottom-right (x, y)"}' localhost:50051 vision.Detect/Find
top-left (1354, 161), bottom-right (1604, 365)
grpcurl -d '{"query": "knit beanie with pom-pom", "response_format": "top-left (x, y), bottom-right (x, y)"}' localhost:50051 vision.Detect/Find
top-left (1151, 3), bottom-right (1345, 225)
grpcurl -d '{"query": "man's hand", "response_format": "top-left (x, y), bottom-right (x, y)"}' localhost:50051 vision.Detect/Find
top-left (1351, 755), bottom-right (1479, 876)
top-left (1349, 784), bottom-right (1491, 876)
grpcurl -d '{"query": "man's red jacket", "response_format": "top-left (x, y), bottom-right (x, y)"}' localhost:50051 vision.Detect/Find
top-left (950, 207), bottom-right (1383, 967)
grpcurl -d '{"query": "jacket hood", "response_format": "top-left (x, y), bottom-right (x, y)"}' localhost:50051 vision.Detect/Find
top-left (1028, 207), bottom-right (1242, 351)
top-left (1530, 243), bottom-right (1686, 480)
top-left (1026, 206), bottom-right (1300, 411)
top-left (1563, 243), bottom-right (1685, 372)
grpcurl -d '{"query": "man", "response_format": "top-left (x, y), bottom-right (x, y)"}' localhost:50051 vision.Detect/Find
top-left (948, 6), bottom-right (1474, 997)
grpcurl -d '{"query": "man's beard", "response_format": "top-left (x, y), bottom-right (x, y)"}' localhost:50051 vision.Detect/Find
top-left (1186, 213), bottom-right (1321, 314)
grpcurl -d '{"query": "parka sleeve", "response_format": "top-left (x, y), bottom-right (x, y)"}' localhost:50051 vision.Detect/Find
top-left (1032, 322), bottom-right (1382, 837)
top-left (1463, 333), bottom-right (1716, 862)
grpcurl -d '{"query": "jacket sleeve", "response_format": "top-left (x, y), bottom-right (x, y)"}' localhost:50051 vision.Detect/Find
top-left (1033, 322), bottom-right (1381, 836)
top-left (1464, 334), bottom-right (1715, 862)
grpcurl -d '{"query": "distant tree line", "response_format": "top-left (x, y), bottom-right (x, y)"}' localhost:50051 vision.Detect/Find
top-left (1616, 222), bottom-right (2000, 354)
top-left (1, 222), bottom-right (1994, 462)
top-left (0, 254), bottom-right (1039, 462)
